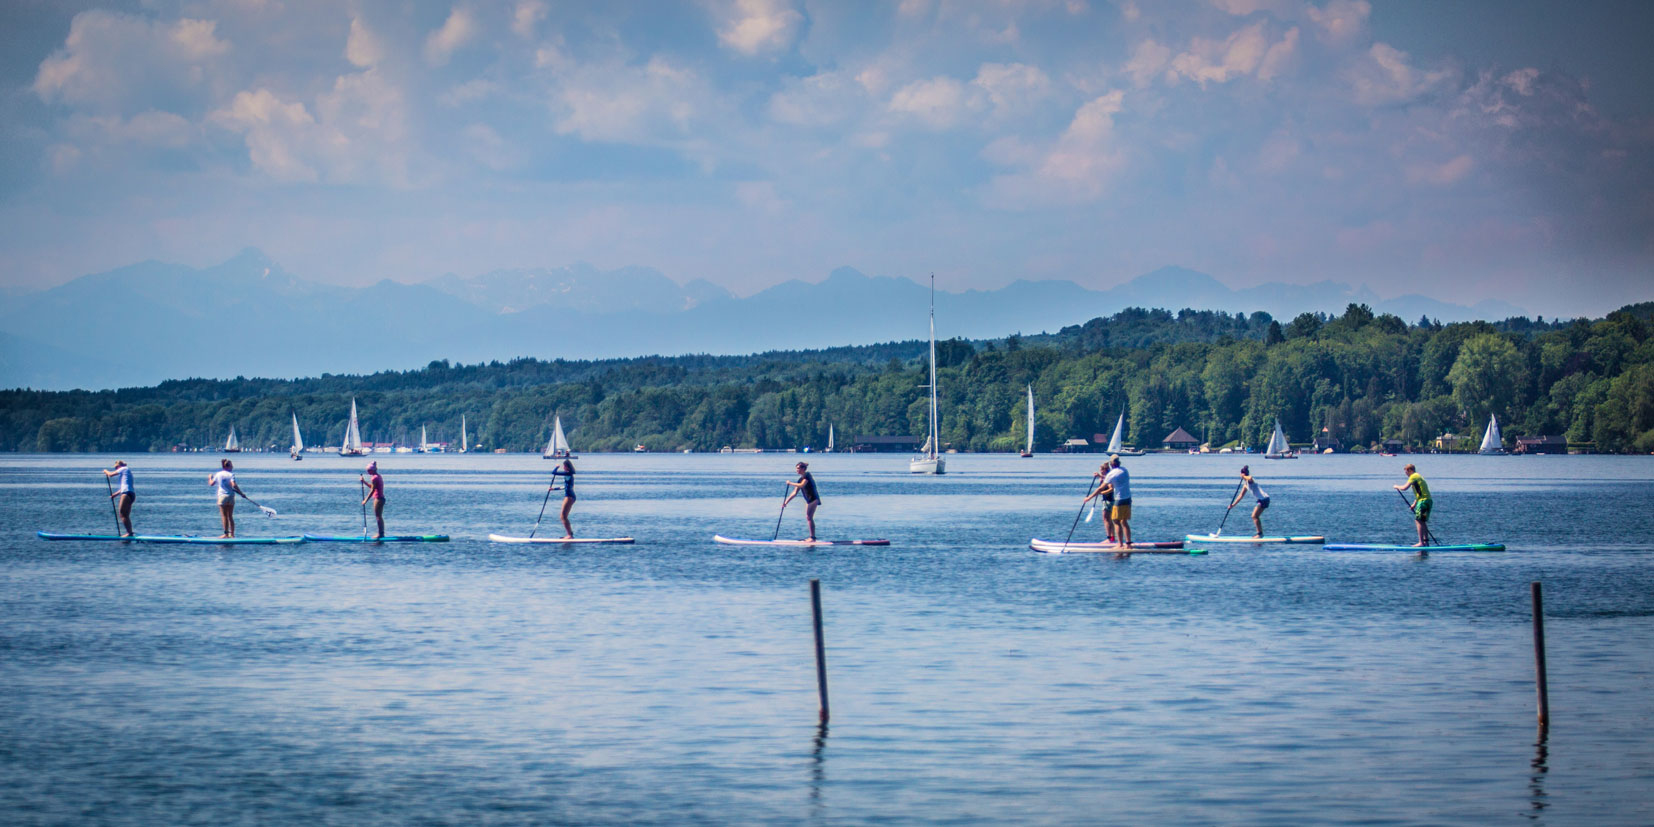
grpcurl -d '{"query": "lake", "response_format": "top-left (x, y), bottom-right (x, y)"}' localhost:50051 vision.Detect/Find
top-left (3, 452), bottom-right (1652, 824)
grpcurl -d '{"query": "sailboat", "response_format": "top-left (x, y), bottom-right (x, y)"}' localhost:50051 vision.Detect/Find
top-left (418, 425), bottom-right (429, 454)
top-left (1105, 410), bottom-right (1145, 457)
top-left (223, 426), bottom-right (240, 453)
top-left (1478, 414), bottom-right (1505, 455)
top-left (1264, 418), bottom-right (1296, 459)
top-left (1020, 385), bottom-right (1035, 457)
top-left (826, 423), bottom-right (835, 453)
top-left (340, 398), bottom-right (364, 456)
top-left (290, 414), bottom-right (304, 460)
top-left (910, 275), bottom-right (945, 474)
top-left (459, 415), bottom-right (468, 454)
top-left (543, 415), bottom-right (575, 459)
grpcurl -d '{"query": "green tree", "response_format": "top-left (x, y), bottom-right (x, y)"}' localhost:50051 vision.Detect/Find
top-left (1447, 333), bottom-right (1525, 427)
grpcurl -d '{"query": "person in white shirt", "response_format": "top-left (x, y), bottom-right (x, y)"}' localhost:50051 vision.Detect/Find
top-left (103, 460), bottom-right (135, 537)
top-left (207, 459), bottom-right (245, 538)
top-left (1103, 456), bottom-right (1132, 547)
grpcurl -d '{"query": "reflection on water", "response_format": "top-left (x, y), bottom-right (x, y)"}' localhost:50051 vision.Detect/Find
top-left (2, 453), bottom-right (1653, 823)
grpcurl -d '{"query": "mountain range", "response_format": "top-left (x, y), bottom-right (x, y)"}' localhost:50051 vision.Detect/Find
top-left (0, 249), bottom-right (1530, 390)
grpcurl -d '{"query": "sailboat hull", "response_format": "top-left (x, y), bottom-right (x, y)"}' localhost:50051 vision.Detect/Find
top-left (910, 458), bottom-right (945, 474)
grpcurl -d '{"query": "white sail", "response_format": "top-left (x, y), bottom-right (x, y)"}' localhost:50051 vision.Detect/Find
top-left (341, 398), bottom-right (363, 455)
top-left (544, 416), bottom-right (572, 458)
top-left (827, 423), bottom-right (834, 453)
top-left (1024, 385), bottom-right (1036, 455)
top-left (911, 275), bottom-right (945, 474)
top-left (1479, 414), bottom-right (1503, 454)
top-left (1265, 419), bottom-right (1292, 457)
top-left (1107, 412), bottom-right (1125, 454)
top-left (224, 427), bottom-right (239, 452)
top-left (291, 414), bottom-right (304, 454)
top-left (420, 425), bottom-right (428, 453)
top-left (460, 415), bottom-right (468, 453)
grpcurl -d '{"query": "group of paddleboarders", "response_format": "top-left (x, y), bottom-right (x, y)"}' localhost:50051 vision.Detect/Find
top-left (93, 456), bottom-right (1434, 546)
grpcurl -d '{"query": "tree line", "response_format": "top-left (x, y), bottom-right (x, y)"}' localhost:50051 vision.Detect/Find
top-left (4, 303), bottom-right (1652, 454)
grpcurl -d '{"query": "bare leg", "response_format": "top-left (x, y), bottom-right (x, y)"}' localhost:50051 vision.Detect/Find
top-left (1252, 503), bottom-right (1264, 537)
top-left (118, 493), bottom-right (134, 536)
top-left (1415, 518), bottom-right (1428, 547)
top-left (1118, 518), bottom-right (1132, 548)
top-left (805, 500), bottom-right (818, 541)
top-left (373, 499), bottom-right (385, 539)
top-left (1104, 512), bottom-right (1116, 543)
top-left (220, 499), bottom-right (236, 538)
top-left (559, 497), bottom-right (574, 539)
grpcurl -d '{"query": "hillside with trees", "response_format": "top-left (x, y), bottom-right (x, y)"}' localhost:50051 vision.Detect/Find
top-left (4, 303), bottom-right (1652, 454)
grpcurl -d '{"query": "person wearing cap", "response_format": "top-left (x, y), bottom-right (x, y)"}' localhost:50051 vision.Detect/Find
top-left (1104, 455), bottom-right (1132, 547)
top-left (783, 461), bottom-right (820, 541)
top-left (207, 458), bottom-right (244, 538)
top-left (360, 461), bottom-right (386, 540)
top-left (1228, 465), bottom-right (1270, 538)
top-left (1080, 458), bottom-right (1118, 544)
top-left (103, 460), bottom-right (136, 537)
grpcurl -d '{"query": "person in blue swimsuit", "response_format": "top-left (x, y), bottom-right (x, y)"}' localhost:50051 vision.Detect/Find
top-left (784, 461), bottom-right (820, 541)
top-left (1228, 465), bottom-right (1270, 538)
top-left (549, 459), bottom-right (576, 539)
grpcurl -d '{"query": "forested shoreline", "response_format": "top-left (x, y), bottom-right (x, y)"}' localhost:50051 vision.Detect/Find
top-left (4, 303), bottom-right (1652, 454)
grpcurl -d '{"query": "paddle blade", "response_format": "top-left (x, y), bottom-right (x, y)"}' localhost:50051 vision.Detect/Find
top-left (259, 505), bottom-right (278, 517)
top-left (1084, 503), bottom-right (1095, 523)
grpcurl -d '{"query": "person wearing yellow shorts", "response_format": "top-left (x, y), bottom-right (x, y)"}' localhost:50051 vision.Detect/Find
top-left (1103, 455), bottom-right (1132, 547)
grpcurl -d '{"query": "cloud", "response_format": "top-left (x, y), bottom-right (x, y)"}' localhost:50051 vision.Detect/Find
top-left (1210, 0), bottom-right (1288, 15)
top-left (551, 57), bottom-right (710, 144)
top-left (68, 110), bottom-right (196, 149)
top-left (888, 76), bottom-right (980, 129)
top-left (209, 88), bottom-right (324, 181)
top-left (424, 7), bottom-right (478, 67)
top-left (512, 1), bottom-right (548, 37)
top-left (769, 71), bottom-right (864, 127)
top-left (1124, 40), bottom-right (1172, 87)
top-left (345, 17), bottom-right (386, 68)
top-left (985, 90), bottom-right (1127, 207)
top-left (716, 0), bottom-right (803, 56)
top-left (1306, 0), bottom-right (1370, 44)
top-left (1405, 154), bottom-right (1474, 186)
top-left (463, 123), bottom-right (523, 171)
top-left (973, 63), bottom-right (1052, 117)
top-left (210, 68), bottom-right (411, 185)
top-left (1167, 22), bottom-right (1296, 86)
top-left (33, 11), bottom-right (230, 112)
top-left (1349, 42), bottom-right (1455, 105)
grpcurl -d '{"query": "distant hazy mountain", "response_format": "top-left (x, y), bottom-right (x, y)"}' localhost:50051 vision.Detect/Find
top-left (0, 251), bottom-right (1532, 390)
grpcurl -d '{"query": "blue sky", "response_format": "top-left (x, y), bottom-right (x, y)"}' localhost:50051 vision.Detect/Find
top-left (1, 0), bottom-right (1649, 316)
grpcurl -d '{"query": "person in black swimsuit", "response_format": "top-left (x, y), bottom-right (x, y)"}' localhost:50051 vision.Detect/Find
top-left (550, 459), bottom-right (576, 539)
top-left (784, 461), bottom-right (820, 541)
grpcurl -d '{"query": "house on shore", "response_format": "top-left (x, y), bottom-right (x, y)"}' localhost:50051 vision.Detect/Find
top-left (1162, 427), bottom-right (1199, 451)
top-left (1059, 438), bottom-right (1092, 453)
top-left (1514, 435), bottom-right (1569, 455)
top-left (850, 435), bottom-right (923, 453)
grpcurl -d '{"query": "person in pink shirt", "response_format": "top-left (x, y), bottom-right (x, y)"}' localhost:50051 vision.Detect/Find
top-left (360, 462), bottom-right (386, 540)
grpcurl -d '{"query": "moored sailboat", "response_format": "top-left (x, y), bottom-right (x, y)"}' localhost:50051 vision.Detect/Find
top-left (224, 426), bottom-right (240, 453)
top-left (910, 274), bottom-right (944, 474)
top-left (1264, 418), bottom-right (1296, 459)
top-left (459, 415), bottom-right (468, 453)
top-left (543, 415), bottom-right (575, 459)
top-left (1020, 385), bottom-right (1035, 457)
top-left (340, 398), bottom-right (364, 456)
top-left (290, 413), bottom-right (304, 460)
top-left (1105, 410), bottom-right (1145, 457)
top-left (826, 423), bottom-right (835, 453)
top-left (1478, 414), bottom-right (1505, 455)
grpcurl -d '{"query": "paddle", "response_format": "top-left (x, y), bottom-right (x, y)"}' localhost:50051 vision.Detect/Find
top-left (1059, 473), bottom-right (1102, 553)
top-left (1396, 490), bottom-right (1439, 547)
top-left (772, 485), bottom-right (791, 541)
top-left (237, 490), bottom-right (277, 517)
top-left (1214, 478), bottom-right (1246, 536)
top-left (529, 480), bottom-right (562, 539)
top-left (104, 473), bottom-right (122, 536)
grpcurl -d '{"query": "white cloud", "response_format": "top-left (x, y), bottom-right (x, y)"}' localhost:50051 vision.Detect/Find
top-left (210, 68), bottom-right (412, 185)
top-left (1503, 68), bottom-right (1539, 96)
top-left (70, 110), bottom-right (196, 149)
top-left (33, 11), bottom-right (230, 111)
top-left (345, 17), bottom-right (386, 69)
top-left (1211, 0), bottom-right (1287, 15)
top-left (1306, 0), bottom-right (1370, 44)
top-left (1119, 1), bottom-right (1140, 21)
top-left (424, 7), bottom-right (478, 67)
top-left (1167, 22), bottom-right (1296, 86)
top-left (888, 76), bottom-right (981, 129)
top-left (463, 124), bottom-right (523, 171)
top-left (985, 90), bottom-right (1127, 207)
top-left (1257, 27), bottom-right (1298, 81)
top-left (209, 88), bottom-right (324, 182)
top-left (1349, 42), bottom-right (1455, 105)
top-left (769, 71), bottom-right (864, 127)
top-left (512, 1), bottom-right (548, 37)
top-left (972, 63), bottom-right (1051, 117)
top-left (716, 0), bottom-right (803, 56)
top-left (1405, 154), bottom-right (1474, 186)
top-left (1124, 40), bottom-right (1172, 87)
top-left (551, 57), bottom-right (708, 143)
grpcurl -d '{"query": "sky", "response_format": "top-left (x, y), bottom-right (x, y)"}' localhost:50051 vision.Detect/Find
top-left (1, 0), bottom-right (1650, 316)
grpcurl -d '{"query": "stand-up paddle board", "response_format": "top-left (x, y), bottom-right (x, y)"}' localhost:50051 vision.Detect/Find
top-left (38, 532), bottom-right (303, 545)
top-left (488, 534), bottom-right (634, 544)
top-left (303, 534), bottom-right (450, 542)
top-left (713, 535), bottom-right (890, 547)
top-left (1185, 534), bottom-right (1325, 544)
top-left (1029, 539), bottom-right (1201, 554)
top-left (1321, 543), bottom-right (1505, 552)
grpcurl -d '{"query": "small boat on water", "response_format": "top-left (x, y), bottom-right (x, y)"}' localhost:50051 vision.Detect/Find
top-left (826, 423), bottom-right (835, 453)
top-left (459, 415), bottom-right (469, 453)
top-left (1264, 419), bottom-right (1297, 459)
top-left (1105, 411), bottom-right (1145, 457)
top-left (1020, 385), bottom-right (1035, 458)
top-left (224, 427), bottom-right (240, 453)
top-left (1478, 414), bottom-right (1506, 455)
top-left (911, 274), bottom-right (945, 474)
top-left (290, 413), bottom-right (304, 460)
top-left (340, 398), bottom-right (365, 456)
top-left (543, 416), bottom-right (576, 460)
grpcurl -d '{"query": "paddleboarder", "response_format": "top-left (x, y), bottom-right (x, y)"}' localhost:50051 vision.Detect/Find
top-left (548, 458), bottom-right (576, 539)
top-left (103, 460), bottom-right (135, 537)
top-left (207, 459), bottom-right (245, 538)
top-left (359, 461), bottom-right (386, 540)
top-left (1392, 463), bottom-right (1432, 547)
top-left (1228, 465), bottom-right (1270, 538)
top-left (1104, 455), bottom-right (1133, 547)
top-left (783, 461), bottom-right (820, 542)
top-left (1080, 460), bottom-right (1118, 543)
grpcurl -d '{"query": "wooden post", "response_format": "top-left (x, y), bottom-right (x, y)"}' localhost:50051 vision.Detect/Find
top-left (1531, 581), bottom-right (1549, 729)
top-left (811, 578), bottom-right (829, 724)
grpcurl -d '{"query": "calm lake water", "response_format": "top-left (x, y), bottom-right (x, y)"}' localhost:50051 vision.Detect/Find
top-left (3, 452), bottom-right (1652, 824)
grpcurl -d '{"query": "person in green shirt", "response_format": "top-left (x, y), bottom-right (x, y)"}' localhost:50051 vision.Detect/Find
top-left (1392, 463), bottom-right (1432, 547)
